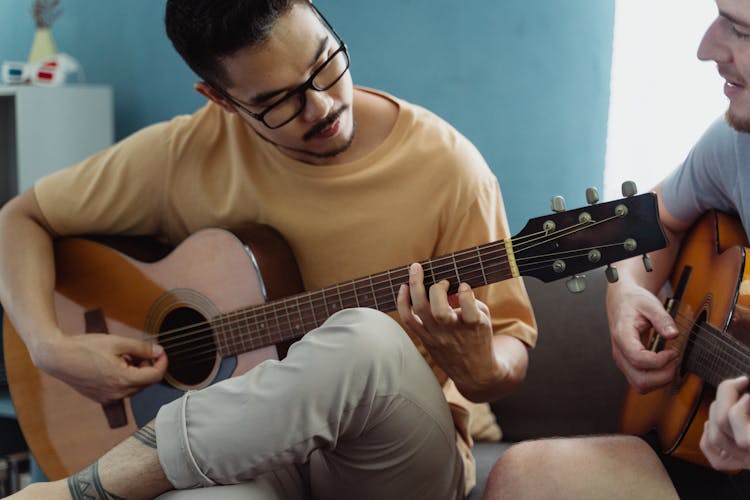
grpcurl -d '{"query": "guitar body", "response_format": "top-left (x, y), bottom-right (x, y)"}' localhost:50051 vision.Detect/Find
top-left (3, 225), bottom-right (303, 479)
top-left (620, 211), bottom-right (750, 466)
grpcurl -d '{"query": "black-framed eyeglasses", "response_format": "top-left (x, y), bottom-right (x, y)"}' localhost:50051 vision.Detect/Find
top-left (212, 4), bottom-right (350, 129)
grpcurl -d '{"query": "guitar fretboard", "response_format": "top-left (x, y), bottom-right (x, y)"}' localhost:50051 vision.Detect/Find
top-left (684, 323), bottom-right (750, 388)
top-left (210, 239), bottom-right (513, 356)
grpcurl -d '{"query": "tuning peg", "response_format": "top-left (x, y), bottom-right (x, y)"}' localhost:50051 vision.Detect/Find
top-left (585, 187), bottom-right (599, 205)
top-left (550, 195), bottom-right (566, 213)
top-left (566, 275), bottom-right (587, 293)
top-left (621, 181), bottom-right (638, 197)
top-left (605, 264), bottom-right (619, 283)
top-left (642, 254), bottom-right (653, 272)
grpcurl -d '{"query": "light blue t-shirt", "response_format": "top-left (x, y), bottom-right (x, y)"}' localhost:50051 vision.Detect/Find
top-left (661, 116), bottom-right (750, 237)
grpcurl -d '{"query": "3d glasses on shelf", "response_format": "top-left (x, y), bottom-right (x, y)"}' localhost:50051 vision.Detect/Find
top-left (1, 53), bottom-right (84, 86)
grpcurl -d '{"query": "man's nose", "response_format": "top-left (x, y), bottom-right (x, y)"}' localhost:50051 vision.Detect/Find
top-left (697, 17), bottom-right (731, 64)
top-left (301, 88), bottom-right (334, 122)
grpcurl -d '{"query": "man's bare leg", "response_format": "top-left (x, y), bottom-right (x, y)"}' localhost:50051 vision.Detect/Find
top-left (483, 435), bottom-right (678, 500)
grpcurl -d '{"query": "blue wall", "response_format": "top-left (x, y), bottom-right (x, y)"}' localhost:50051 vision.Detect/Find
top-left (0, 0), bottom-right (614, 232)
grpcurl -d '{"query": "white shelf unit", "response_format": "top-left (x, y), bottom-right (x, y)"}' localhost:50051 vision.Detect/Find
top-left (0, 85), bottom-right (114, 203)
top-left (0, 85), bottom-right (113, 488)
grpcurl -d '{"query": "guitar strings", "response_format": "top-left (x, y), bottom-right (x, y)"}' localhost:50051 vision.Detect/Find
top-left (160, 240), bottom-right (615, 360)
top-left (644, 309), bottom-right (750, 391)
top-left (146, 215), bottom-right (636, 363)
top-left (163, 241), bottom-right (632, 365)
top-left (672, 310), bottom-right (748, 367)
top-left (156, 213), bottom-right (617, 351)
top-left (161, 248), bottom-right (625, 365)
top-left (667, 309), bottom-right (750, 382)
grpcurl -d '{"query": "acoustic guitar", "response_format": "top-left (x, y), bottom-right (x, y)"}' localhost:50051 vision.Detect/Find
top-left (620, 210), bottom-right (750, 467)
top-left (4, 191), bottom-right (666, 479)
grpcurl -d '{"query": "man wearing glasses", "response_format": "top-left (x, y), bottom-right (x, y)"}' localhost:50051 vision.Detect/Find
top-left (1, 1), bottom-right (536, 499)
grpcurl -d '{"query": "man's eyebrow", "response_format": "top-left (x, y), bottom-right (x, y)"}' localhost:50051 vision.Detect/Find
top-left (246, 35), bottom-right (330, 106)
top-left (721, 10), bottom-right (750, 29)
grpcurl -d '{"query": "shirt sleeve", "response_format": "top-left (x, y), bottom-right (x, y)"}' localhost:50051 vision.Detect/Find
top-left (660, 116), bottom-right (740, 221)
top-left (34, 121), bottom-right (171, 238)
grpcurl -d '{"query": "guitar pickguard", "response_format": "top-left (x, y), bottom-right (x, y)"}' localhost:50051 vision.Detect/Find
top-left (131, 356), bottom-right (237, 428)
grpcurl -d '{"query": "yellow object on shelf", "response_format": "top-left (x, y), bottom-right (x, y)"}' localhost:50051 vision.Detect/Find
top-left (28, 28), bottom-right (58, 64)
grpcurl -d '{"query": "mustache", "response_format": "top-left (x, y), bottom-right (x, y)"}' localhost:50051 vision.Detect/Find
top-left (303, 105), bottom-right (347, 141)
top-left (718, 65), bottom-right (746, 86)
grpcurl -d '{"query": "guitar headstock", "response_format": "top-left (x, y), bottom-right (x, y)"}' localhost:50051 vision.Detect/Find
top-left (513, 186), bottom-right (667, 284)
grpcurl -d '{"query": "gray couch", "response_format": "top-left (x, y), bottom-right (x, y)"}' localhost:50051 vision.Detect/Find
top-left (469, 267), bottom-right (628, 499)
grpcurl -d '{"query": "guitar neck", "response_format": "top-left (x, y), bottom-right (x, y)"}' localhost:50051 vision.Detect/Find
top-left (204, 192), bottom-right (665, 357)
top-left (211, 239), bottom-right (513, 356)
top-left (684, 324), bottom-right (750, 388)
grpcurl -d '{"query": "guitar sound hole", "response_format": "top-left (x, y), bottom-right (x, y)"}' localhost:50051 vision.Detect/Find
top-left (159, 307), bottom-right (216, 386)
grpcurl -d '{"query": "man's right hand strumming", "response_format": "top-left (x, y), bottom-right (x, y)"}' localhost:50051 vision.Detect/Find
top-left (33, 331), bottom-right (167, 403)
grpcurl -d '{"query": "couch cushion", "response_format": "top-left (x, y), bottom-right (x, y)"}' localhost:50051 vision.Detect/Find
top-left (491, 267), bottom-right (628, 441)
top-left (466, 441), bottom-right (512, 500)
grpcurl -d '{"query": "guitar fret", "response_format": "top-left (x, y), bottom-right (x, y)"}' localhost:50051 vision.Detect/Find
top-left (346, 286), bottom-right (355, 308)
top-left (308, 293), bottom-right (317, 327)
top-left (336, 285), bottom-right (343, 311)
top-left (235, 313), bottom-right (244, 353)
top-left (476, 246), bottom-right (488, 286)
top-left (452, 253), bottom-right (461, 285)
top-left (428, 262), bottom-right (437, 287)
top-left (283, 300), bottom-right (294, 337)
top-left (232, 317), bottom-right (239, 353)
top-left (314, 293), bottom-right (328, 329)
top-left (293, 297), bottom-right (303, 336)
top-left (370, 277), bottom-right (379, 309)
top-left (258, 312), bottom-right (267, 348)
top-left (353, 281), bottom-right (360, 307)
top-left (387, 269), bottom-right (397, 307)
top-left (255, 306), bottom-right (272, 341)
top-left (213, 316), bottom-right (225, 355)
top-left (246, 310), bottom-right (255, 350)
top-left (324, 288), bottom-right (336, 315)
top-left (245, 311), bottom-right (254, 351)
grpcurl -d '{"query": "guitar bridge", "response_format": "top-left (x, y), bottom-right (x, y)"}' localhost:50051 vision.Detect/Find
top-left (85, 308), bottom-right (128, 429)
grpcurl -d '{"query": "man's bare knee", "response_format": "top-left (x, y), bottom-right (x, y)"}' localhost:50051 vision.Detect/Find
top-left (483, 440), bottom-right (555, 499)
top-left (483, 436), bottom-right (678, 500)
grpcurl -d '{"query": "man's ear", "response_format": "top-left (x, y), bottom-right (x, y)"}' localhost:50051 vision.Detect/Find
top-left (195, 82), bottom-right (238, 114)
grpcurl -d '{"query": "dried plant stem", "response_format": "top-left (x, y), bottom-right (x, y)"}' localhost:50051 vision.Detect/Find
top-left (32, 0), bottom-right (62, 29)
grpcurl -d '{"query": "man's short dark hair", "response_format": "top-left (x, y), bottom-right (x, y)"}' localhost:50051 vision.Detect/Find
top-left (165, 0), bottom-right (306, 87)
